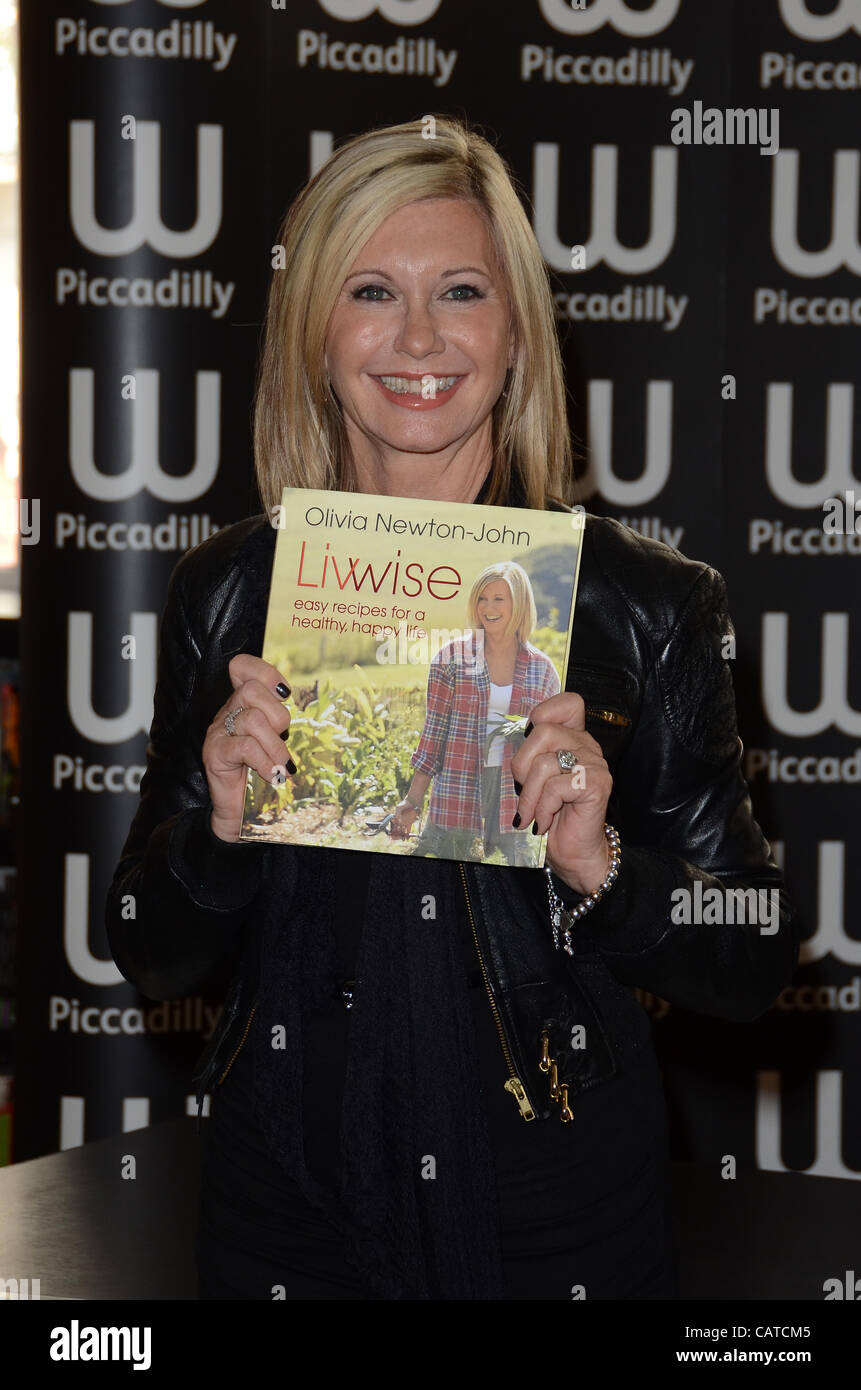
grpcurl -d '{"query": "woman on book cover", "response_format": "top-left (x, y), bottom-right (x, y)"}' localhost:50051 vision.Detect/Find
top-left (394, 560), bottom-right (560, 866)
top-left (107, 116), bottom-right (797, 1302)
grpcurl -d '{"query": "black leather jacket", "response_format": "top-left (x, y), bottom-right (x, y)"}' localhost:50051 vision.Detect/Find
top-left (106, 506), bottom-right (797, 1125)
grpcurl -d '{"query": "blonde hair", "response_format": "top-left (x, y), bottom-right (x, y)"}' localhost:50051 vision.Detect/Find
top-left (253, 116), bottom-right (573, 516)
top-left (467, 562), bottom-right (537, 645)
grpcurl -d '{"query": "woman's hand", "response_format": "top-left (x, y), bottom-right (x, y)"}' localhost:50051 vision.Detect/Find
top-left (389, 800), bottom-right (419, 840)
top-left (510, 692), bottom-right (612, 895)
top-left (203, 654), bottom-right (295, 843)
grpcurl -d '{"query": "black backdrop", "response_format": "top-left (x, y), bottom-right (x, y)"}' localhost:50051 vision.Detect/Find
top-left (15, 0), bottom-right (860, 1222)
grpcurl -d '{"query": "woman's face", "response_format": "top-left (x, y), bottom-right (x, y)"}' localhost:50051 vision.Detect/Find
top-left (325, 198), bottom-right (513, 489)
top-left (476, 579), bottom-right (514, 635)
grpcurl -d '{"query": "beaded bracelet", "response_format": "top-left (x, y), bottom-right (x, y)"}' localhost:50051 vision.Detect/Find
top-left (544, 824), bottom-right (622, 956)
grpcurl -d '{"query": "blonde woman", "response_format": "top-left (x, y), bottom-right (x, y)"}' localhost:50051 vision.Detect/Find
top-left (107, 117), bottom-right (796, 1301)
top-left (392, 561), bottom-right (559, 865)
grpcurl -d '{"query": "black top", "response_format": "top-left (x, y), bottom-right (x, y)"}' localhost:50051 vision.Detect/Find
top-left (302, 850), bottom-right (517, 1192)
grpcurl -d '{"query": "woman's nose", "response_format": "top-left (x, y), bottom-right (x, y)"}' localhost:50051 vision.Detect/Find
top-left (393, 299), bottom-right (444, 358)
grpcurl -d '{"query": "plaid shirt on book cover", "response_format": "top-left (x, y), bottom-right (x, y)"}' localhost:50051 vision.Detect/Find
top-left (411, 634), bottom-right (561, 834)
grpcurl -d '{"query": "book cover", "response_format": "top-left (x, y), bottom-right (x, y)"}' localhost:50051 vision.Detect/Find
top-left (239, 486), bottom-right (585, 868)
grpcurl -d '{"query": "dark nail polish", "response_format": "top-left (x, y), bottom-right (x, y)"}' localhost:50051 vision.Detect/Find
top-left (286, 757), bottom-right (298, 775)
top-left (275, 682), bottom-right (291, 698)
top-left (524, 721), bottom-right (534, 738)
top-left (531, 821), bottom-right (539, 835)
top-left (280, 727), bottom-right (290, 740)
top-left (513, 778), bottom-right (523, 795)
top-left (512, 813), bottom-right (521, 828)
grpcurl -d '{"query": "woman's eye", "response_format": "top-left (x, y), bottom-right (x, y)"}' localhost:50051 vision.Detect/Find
top-left (445, 284), bottom-right (483, 301)
top-left (351, 284), bottom-right (391, 301)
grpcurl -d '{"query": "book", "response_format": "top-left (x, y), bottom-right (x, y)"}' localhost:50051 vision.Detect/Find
top-left (239, 486), bottom-right (585, 868)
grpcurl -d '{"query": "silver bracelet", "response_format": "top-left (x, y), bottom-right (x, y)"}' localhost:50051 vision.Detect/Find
top-left (544, 824), bottom-right (622, 956)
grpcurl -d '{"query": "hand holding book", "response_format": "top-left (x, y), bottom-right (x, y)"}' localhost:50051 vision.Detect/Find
top-left (510, 692), bottom-right (612, 896)
top-left (203, 653), bottom-right (296, 843)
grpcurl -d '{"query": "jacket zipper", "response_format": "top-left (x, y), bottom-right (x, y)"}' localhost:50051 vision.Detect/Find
top-left (217, 1003), bottom-right (256, 1085)
top-left (585, 705), bottom-right (630, 727)
top-left (459, 863), bottom-right (535, 1122)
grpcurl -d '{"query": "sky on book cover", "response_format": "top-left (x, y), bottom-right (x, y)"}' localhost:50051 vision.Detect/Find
top-left (240, 487), bottom-right (584, 868)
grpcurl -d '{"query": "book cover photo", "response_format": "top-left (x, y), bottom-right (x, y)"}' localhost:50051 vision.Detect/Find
top-left (239, 486), bottom-right (585, 868)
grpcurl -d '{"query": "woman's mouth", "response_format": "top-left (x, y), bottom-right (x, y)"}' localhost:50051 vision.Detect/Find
top-left (371, 373), bottom-right (466, 410)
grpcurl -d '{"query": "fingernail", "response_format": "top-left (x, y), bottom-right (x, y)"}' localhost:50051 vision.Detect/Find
top-left (286, 757), bottom-right (298, 775)
top-left (280, 727), bottom-right (290, 740)
top-left (512, 813), bottom-right (521, 828)
top-left (524, 721), bottom-right (534, 738)
top-left (531, 821), bottom-right (539, 835)
top-left (513, 778), bottom-right (522, 795)
top-left (275, 682), bottom-right (291, 698)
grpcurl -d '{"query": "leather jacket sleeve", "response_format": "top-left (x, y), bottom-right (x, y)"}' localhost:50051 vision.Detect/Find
top-left (544, 565), bottom-right (797, 1023)
top-left (105, 555), bottom-right (268, 1000)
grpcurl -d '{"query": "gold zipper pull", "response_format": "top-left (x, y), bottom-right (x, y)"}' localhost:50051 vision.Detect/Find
top-left (560, 1085), bottom-right (573, 1123)
top-left (586, 706), bottom-right (630, 728)
top-left (504, 1077), bottom-right (536, 1121)
top-left (549, 1059), bottom-right (560, 1102)
top-left (539, 1029), bottom-right (551, 1073)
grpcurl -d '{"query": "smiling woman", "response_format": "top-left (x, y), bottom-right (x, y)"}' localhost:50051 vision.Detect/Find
top-left (324, 199), bottom-right (513, 502)
top-left (107, 115), bottom-right (796, 1303)
top-left (252, 118), bottom-right (572, 515)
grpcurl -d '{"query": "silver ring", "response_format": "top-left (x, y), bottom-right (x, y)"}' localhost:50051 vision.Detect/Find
top-left (556, 749), bottom-right (578, 773)
top-left (224, 705), bottom-right (245, 736)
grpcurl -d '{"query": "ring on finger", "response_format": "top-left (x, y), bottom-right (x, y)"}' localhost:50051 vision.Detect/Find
top-left (224, 705), bottom-right (246, 736)
top-left (556, 749), bottom-right (579, 773)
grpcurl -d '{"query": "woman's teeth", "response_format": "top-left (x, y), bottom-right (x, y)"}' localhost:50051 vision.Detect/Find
top-left (378, 375), bottom-right (459, 395)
